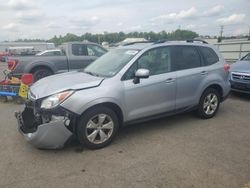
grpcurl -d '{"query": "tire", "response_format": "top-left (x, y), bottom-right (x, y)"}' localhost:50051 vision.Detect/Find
top-left (33, 68), bottom-right (53, 82)
top-left (197, 88), bottom-right (220, 119)
top-left (77, 106), bottom-right (119, 149)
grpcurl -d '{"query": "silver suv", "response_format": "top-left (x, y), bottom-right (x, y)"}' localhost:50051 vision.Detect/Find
top-left (15, 40), bottom-right (231, 149)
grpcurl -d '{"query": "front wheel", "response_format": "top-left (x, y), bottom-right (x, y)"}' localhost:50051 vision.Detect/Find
top-left (77, 106), bottom-right (119, 149)
top-left (197, 88), bottom-right (220, 119)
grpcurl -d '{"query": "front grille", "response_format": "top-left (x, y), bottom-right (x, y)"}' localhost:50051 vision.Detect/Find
top-left (20, 107), bottom-right (41, 133)
top-left (231, 72), bottom-right (250, 82)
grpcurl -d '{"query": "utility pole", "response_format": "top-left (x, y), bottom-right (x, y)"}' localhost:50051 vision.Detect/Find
top-left (220, 25), bottom-right (224, 38)
top-left (248, 26), bottom-right (250, 40)
top-left (218, 25), bottom-right (224, 43)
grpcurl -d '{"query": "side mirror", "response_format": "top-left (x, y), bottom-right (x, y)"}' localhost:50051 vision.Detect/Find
top-left (133, 69), bottom-right (149, 84)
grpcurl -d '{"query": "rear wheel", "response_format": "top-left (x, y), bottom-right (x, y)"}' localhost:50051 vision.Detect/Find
top-left (33, 68), bottom-right (53, 82)
top-left (77, 106), bottom-right (119, 149)
top-left (197, 88), bottom-right (220, 119)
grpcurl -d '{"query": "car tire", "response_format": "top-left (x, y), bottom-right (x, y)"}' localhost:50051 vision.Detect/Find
top-left (77, 106), bottom-right (119, 149)
top-left (197, 88), bottom-right (220, 119)
top-left (33, 68), bottom-right (53, 82)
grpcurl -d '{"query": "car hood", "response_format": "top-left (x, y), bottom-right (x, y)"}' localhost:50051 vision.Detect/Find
top-left (30, 71), bottom-right (104, 99)
top-left (230, 61), bottom-right (250, 73)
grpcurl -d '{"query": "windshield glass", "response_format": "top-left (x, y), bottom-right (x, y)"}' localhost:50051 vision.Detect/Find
top-left (242, 53), bottom-right (250, 61)
top-left (84, 49), bottom-right (139, 77)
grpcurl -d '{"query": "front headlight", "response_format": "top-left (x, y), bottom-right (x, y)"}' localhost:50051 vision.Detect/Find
top-left (41, 90), bottom-right (74, 109)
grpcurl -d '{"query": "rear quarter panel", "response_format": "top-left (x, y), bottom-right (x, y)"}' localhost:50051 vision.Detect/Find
top-left (196, 62), bottom-right (230, 104)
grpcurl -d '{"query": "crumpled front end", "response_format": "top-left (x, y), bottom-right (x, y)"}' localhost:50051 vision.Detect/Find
top-left (15, 101), bottom-right (75, 149)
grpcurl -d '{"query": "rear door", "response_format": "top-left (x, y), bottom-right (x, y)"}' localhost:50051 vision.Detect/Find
top-left (172, 45), bottom-right (206, 109)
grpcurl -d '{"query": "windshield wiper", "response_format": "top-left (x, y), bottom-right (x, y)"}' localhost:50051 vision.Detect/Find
top-left (84, 71), bottom-right (101, 77)
top-left (84, 71), bottom-right (94, 76)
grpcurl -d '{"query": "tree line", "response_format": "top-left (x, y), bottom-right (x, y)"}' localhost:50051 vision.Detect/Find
top-left (15, 29), bottom-right (199, 46)
top-left (49, 29), bottom-right (199, 45)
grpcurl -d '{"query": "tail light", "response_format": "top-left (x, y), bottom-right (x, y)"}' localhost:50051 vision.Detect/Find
top-left (7, 59), bottom-right (18, 71)
top-left (21, 74), bottom-right (33, 85)
top-left (224, 63), bottom-right (230, 72)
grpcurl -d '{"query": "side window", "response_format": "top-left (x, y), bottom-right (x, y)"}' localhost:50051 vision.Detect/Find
top-left (172, 46), bottom-right (201, 71)
top-left (123, 47), bottom-right (171, 80)
top-left (199, 46), bottom-right (219, 65)
top-left (87, 45), bottom-right (107, 57)
top-left (123, 62), bottom-right (138, 80)
top-left (72, 44), bottom-right (88, 56)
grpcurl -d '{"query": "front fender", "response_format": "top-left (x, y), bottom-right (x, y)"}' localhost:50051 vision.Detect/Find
top-left (61, 97), bottom-right (127, 121)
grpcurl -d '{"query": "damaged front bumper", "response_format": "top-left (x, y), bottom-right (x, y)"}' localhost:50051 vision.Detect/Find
top-left (15, 105), bottom-right (74, 149)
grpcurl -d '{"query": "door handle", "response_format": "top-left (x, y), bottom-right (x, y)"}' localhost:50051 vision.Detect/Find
top-left (165, 78), bottom-right (175, 83)
top-left (200, 71), bottom-right (208, 75)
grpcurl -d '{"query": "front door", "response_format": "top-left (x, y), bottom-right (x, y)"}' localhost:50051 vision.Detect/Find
top-left (122, 47), bottom-right (176, 121)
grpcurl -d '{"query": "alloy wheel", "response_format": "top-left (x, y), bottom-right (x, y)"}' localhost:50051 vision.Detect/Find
top-left (85, 114), bottom-right (114, 144)
top-left (203, 93), bottom-right (218, 115)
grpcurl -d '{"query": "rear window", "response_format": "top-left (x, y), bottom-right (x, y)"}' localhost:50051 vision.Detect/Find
top-left (199, 46), bottom-right (219, 65)
top-left (72, 44), bottom-right (88, 56)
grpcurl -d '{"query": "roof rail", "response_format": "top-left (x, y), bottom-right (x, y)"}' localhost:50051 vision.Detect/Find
top-left (122, 41), bottom-right (153, 46)
top-left (186, 39), bottom-right (208, 44)
top-left (153, 39), bottom-right (168, 44)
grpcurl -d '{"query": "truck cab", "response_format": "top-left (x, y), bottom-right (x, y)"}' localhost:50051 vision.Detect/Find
top-left (8, 42), bottom-right (107, 81)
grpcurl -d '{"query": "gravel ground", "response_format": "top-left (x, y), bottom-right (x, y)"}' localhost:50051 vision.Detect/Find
top-left (0, 63), bottom-right (250, 188)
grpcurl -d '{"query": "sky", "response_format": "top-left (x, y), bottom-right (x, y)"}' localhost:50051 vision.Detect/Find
top-left (0, 0), bottom-right (249, 41)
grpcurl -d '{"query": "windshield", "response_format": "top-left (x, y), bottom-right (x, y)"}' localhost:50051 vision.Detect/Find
top-left (241, 53), bottom-right (250, 61)
top-left (84, 49), bottom-right (139, 77)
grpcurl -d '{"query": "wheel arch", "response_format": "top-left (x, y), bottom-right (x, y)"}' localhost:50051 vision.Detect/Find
top-left (30, 65), bottom-right (54, 74)
top-left (79, 102), bottom-right (124, 127)
top-left (25, 61), bottom-right (56, 74)
top-left (202, 84), bottom-right (223, 101)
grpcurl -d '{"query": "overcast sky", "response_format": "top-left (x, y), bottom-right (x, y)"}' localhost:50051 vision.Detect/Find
top-left (0, 0), bottom-right (249, 41)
